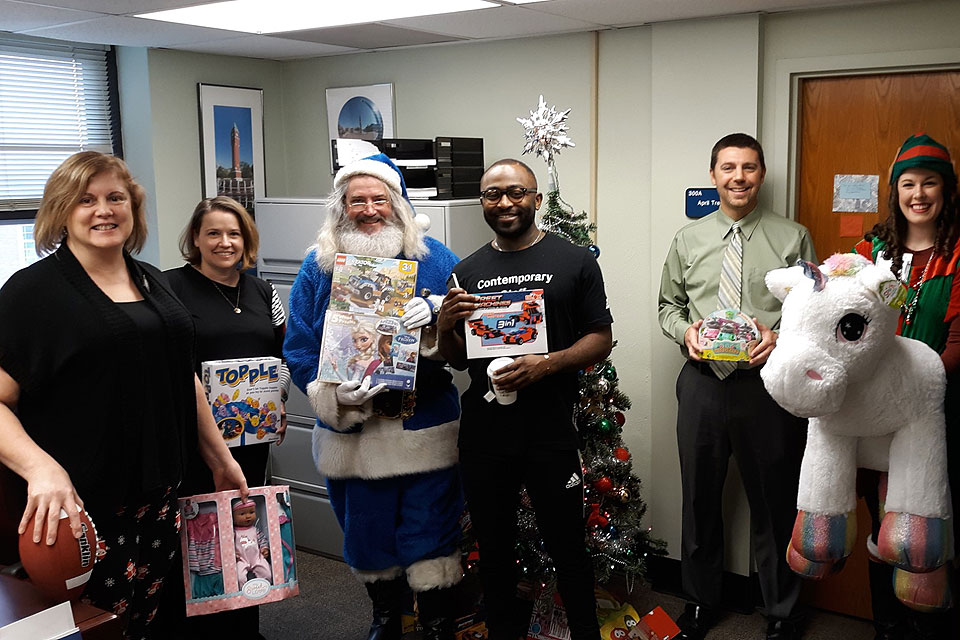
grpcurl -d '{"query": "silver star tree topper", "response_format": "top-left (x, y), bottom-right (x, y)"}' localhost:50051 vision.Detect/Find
top-left (517, 95), bottom-right (575, 170)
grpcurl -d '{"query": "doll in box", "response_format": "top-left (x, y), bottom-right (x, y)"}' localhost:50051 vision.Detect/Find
top-left (184, 500), bottom-right (225, 598)
top-left (232, 498), bottom-right (272, 586)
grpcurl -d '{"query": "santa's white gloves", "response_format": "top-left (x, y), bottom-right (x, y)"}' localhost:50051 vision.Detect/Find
top-left (336, 377), bottom-right (386, 406)
top-left (402, 295), bottom-right (444, 330)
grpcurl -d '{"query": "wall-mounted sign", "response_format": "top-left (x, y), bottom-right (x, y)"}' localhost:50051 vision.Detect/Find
top-left (685, 188), bottom-right (720, 219)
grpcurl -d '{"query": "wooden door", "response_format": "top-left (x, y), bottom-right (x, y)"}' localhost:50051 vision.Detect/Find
top-left (795, 69), bottom-right (960, 619)
top-left (798, 70), bottom-right (960, 260)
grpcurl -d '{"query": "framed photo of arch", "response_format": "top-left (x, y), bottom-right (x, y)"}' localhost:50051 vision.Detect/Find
top-left (325, 83), bottom-right (396, 173)
top-left (198, 83), bottom-right (265, 216)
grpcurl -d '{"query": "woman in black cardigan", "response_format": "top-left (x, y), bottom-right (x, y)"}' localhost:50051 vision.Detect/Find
top-left (0, 152), bottom-right (246, 640)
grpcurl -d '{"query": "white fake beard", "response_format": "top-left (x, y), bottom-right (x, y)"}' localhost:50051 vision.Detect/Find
top-left (339, 222), bottom-right (404, 258)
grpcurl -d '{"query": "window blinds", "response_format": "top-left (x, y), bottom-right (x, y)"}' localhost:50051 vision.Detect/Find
top-left (0, 39), bottom-right (116, 212)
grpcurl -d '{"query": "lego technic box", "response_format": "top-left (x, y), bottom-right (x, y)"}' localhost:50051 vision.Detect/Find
top-left (318, 254), bottom-right (420, 390)
top-left (464, 289), bottom-right (547, 359)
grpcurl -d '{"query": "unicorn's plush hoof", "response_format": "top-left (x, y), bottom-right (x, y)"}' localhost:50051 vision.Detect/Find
top-left (791, 510), bottom-right (856, 563)
top-left (786, 540), bottom-right (846, 578)
top-left (893, 564), bottom-right (954, 612)
top-left (877, 512), bottom-right (952, 572)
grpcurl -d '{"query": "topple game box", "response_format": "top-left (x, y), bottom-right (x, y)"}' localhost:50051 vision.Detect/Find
top-left (201, 357), bottom-right (282, 447)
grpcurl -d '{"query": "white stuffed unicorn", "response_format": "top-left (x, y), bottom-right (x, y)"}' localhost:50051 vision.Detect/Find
top-left (761, 253), bottom-right (953, 611)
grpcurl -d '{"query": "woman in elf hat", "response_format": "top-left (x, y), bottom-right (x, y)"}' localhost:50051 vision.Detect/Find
top-left (855, 132), bottom-right (960, 639)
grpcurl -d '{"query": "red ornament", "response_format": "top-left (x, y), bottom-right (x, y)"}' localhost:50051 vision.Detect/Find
top-left (586, 504), bottom-right (609, 527)
top-left (614, 412), bottom-right (626, 427)
top-left (614, 447), bottom-right (631, 462)
top-left (593, 477), bottom-right (613, 493)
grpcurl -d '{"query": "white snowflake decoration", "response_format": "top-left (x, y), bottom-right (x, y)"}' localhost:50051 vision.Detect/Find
top-left (517, 95), bottom-right (575, 168)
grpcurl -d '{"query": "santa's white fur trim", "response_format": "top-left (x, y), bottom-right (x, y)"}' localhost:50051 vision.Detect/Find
top-left (406, 552), bottom-right (463, 591)
top-left (314, 417), bottom-right (459, 480)
top-left (306, 378), bottom-right (371, 431)
top-left (352, 565), bottom-right (403, 583)
top-left (415, 212), bottom-right (431, 232)
top-left (334, 159), bottom-right (402, 196)
top-left (419, 326), bottom-right (440, 360)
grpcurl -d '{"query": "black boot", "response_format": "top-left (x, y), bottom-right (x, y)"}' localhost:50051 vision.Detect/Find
top-left (417, 586), bottom-right (456, 640)
top-left (365, 577), bottom-right (405, 640)
top-left (868, 560), bottom-right (913, 640)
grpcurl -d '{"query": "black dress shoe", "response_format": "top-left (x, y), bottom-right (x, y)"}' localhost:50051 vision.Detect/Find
top-left (766, 618), bottom-right (799, 640)
top-left (675, 603), bottom-right (713, 640)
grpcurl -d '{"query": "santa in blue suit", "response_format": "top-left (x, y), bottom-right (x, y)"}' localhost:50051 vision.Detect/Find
top-left (284, 154), bottom-right (462, 640)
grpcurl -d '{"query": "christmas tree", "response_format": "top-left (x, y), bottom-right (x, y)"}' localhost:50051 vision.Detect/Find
top-left (506, 96), bottom-right (666, 589)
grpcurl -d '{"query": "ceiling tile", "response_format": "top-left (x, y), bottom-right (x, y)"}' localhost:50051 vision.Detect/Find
top-left (284, 23), bottom-right (465, 49)
top-left (173, 34), bottom-right (357, 60)
top-left (19, 15), bottom-right (245, 46)
top-left (24, 0), bottom-right (214, 16)
top-left (388, 4), bottom-right (598, 38)
top-left (0, 0), bottom-right (101, 32)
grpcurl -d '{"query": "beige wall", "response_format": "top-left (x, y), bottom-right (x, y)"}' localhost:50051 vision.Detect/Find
top-left (116, 0), bottom-right (960, 574)
top-left (280, 33), bottom-right (596, 200)
top-left (118, 49), bottom-right (287, 268)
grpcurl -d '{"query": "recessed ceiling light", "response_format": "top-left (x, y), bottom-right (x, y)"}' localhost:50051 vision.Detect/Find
top-left (137, 0), bottom-right (497, 34)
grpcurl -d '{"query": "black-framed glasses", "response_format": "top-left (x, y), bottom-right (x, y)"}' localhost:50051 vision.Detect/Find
top-left (480, 187), bottom-right (538, 203)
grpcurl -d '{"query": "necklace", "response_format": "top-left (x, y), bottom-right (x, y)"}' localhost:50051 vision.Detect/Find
top-left (492, 230), bottom-right (544, 252)
top-left (211, 280), bottom-right (242, 314)
top-left (902, 252), bottom-right (933, 326)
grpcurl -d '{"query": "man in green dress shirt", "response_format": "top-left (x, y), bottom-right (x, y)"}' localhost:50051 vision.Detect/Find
top-left (658, 133), bottom-right (817, 640)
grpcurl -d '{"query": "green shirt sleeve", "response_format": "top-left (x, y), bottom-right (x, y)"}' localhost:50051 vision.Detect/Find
top-left (658, 233), bottom-right (691, 347)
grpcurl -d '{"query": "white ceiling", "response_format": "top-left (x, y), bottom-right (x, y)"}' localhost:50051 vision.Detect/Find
top-left (1, 0), bottom-right (900, 60)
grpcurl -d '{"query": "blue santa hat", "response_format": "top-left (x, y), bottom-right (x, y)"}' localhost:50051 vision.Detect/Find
top-left (334, 153), bottom-right (410, 202)
top-left (333, 152), bottom-right (431, 231)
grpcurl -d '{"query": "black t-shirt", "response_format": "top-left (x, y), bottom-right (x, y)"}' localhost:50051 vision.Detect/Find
top-left (165, 265), bottom-right (282, 373)
top-left (117, 300), bottom-right (179, 495)
top-left (452, 233), bottom-right (613, 454)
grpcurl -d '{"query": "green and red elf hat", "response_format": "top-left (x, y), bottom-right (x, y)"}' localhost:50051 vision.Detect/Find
top-left (890, 133), bottom-right (956, 184)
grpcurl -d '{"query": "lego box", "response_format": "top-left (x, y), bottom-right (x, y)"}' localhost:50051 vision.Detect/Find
top-left (318, 311), bottom-right (419, 390)
top-left (464, 289), bottom-right (547, 359)
top-left (179, 485), bottom-right (298, 616)
top-left (201, 357), bottom-right (282, 447)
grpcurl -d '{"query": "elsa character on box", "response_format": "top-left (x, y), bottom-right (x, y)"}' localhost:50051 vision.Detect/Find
top-left (232, 499), bottom-right (271, 587)
top-left (330, 322), bottom-right (377, 382)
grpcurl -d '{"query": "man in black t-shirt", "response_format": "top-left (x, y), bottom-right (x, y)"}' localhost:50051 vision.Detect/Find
top-left (438, 159), bottom-right (613, 640)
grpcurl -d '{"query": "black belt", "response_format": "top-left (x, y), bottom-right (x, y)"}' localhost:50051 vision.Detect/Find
top-left (689, 360), bottom-right (763, 378)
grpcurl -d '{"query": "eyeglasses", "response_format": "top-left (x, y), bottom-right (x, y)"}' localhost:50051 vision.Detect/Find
top-left (480, 187), bottom-right (538, 203)
top-left (348, 198), bottom-right (390, 211)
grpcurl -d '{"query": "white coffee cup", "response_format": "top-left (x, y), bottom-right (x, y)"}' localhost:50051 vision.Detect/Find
top-left (486, 356), bottom-right (517, 405)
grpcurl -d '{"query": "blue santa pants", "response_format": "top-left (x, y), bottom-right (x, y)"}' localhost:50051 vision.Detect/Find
top-left (327, 466), bottom-right (463, 571)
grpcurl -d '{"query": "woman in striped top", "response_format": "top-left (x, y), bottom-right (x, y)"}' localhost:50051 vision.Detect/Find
top-left (155, 196), bottom-right (290, 639)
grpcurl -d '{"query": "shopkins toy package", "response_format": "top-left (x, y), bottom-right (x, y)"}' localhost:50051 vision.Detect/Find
top-left (201, 357), bottom-right (282, 447)
top-left (698, 309), bottom-right (759, 362)
top-left (179, 485), bottom-right (298, 616)
top-left (464, 290), bottom-right (547, 359)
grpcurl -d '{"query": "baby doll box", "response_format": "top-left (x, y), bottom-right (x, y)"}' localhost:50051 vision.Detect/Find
top-left (178, 485), bottom-right (298, 616)
top-left (698, 309), bottom-right (759, 362)
top-left (201, 356), bottom-right (283, 447)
